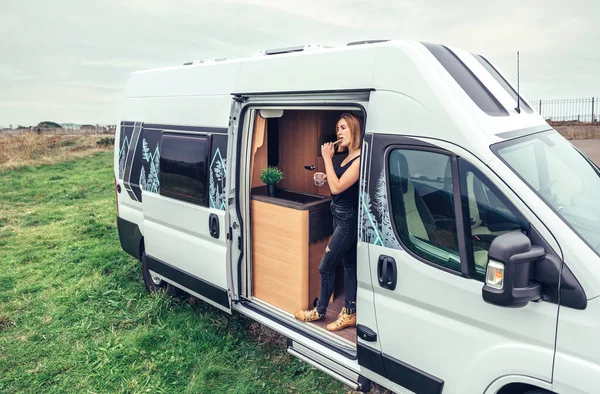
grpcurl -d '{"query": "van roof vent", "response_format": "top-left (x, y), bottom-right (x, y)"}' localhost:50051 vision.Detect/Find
top-left (347, 39), bottom-right (390, 46)
top-left (183, 57), bottom-right (227, 66)
top-left (253, 44), bottom-right (332, 57)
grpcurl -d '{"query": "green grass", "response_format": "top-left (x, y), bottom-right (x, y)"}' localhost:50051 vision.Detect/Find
top-left (0, 152), bottom-right (348, 393)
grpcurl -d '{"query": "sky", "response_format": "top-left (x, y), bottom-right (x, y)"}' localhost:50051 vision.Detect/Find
top-left (1, 0), bottom-right (598, 128)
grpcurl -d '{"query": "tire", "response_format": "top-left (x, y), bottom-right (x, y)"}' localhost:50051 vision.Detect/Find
top-left (523, 390), bottom-right (548, 394)
top-left (141, 251), bottom-right (182, 296)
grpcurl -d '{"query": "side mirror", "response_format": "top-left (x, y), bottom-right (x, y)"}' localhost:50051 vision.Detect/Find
top-left (482, 232), bottom-right (543, 308)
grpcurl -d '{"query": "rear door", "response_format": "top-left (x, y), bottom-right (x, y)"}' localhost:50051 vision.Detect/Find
top-left (359, 134), bottom-right (559, 393)
top-left (140, 122), bottom-right (232, 313)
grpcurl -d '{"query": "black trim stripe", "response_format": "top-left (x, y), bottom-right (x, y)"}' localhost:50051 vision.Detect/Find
top-left (357, 344), bottom-right (444, 394)
top-left (473, 54), bottom-right (533, 114)
top-left (117, 216), bottom-right (142, 260)
top-left (357, 343), bottom-right (386, 376)
top-left (143, 124), bottom-right (228, 134)
top-left (421, 42), bottom-right (508, 117)
top-left (382, 353), bottom-right (444, 394)
top-left (146, 255), bottom-right (230, 309)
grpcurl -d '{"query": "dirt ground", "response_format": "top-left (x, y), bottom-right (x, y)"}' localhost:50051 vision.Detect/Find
top-left (571, 139), bottom-right (600, 165)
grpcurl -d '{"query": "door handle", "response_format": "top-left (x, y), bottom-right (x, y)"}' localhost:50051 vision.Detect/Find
top-left (209, 214), bottom-right (220, 239)
top-left (377, 255), bottom-right (397, 290)
top-left (356, 324), bottom-right (377, 342)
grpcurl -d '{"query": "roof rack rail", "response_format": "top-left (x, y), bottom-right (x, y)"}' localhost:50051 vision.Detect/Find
top-left (183, 57), bottom-right (227, 66)
top-left (347, 39), bottom-right (390, 46)
top-left (253, 44), bottom-right (331, 57)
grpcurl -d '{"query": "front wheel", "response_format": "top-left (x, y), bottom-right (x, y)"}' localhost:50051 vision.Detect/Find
top-left (141, 251), bottom-right (182, 296)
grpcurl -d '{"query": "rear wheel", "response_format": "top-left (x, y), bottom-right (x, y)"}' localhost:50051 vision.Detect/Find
top-left (141, 251), bottom-right (182, 296)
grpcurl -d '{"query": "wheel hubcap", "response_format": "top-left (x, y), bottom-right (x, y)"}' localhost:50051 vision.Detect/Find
top-left (151, 274), bottom-right (162, 285)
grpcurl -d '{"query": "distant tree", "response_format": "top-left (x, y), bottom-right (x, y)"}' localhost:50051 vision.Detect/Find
top-left (38, 121), bottom-right (62, 128)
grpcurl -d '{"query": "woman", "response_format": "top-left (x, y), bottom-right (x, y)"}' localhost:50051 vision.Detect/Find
top-left (294, 113), bottom-right (362, 331)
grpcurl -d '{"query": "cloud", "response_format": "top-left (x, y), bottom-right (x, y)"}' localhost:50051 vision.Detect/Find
top-left (0, 0), bottom-right (599, 127)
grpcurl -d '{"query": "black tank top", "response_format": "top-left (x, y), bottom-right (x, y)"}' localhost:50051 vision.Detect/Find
top-left (331, 154), bottom-right (360, 206)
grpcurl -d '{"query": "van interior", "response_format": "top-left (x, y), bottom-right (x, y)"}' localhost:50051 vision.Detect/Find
top-left (246, 108), bottom-right (362, 346)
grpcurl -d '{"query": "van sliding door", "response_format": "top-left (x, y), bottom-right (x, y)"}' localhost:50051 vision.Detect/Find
top-left (141, 123), bottom-right (232, 313)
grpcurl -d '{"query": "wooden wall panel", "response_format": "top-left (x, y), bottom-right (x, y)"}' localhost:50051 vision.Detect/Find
top-left (250, 115), bottom-right (268, 189)
top-left (277, 111), bottom-right (318, 195)
top-left (251, 200), bottom-right (309, 313)
top-left (318, 110), bottom-right (341, 147)
top-left (316, 111), bottom-right (342, 197)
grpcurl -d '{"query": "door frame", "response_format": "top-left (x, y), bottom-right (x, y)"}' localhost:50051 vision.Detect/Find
top-left (229, 92), bottom-right (374, 358)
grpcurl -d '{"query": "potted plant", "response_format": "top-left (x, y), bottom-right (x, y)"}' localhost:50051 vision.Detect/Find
top-left (260, 166), bottom-right (284, 197)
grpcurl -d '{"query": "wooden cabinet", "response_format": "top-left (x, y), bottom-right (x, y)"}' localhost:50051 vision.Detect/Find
top-left (250, 194), bottom-right (332, 314)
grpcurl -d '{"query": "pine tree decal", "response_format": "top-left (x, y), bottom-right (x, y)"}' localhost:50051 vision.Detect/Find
top-left (380, 200), bottom-right (401, 249)
top-left (360, 178), bottom-right (377, 243)
top-left (139, 166), bottom-right (147, 191)
top-left (209, 167), bottom-right (215, 207)
top-left (118, 135), bottom-right (130, 180)
top-left (374, 169), bottom-right (401, 249)
top-left (360, 177), bottom-right (385, 246)
top-left (139, 139), bottom-right (160, 194)
top-left (147, 145), bottom-right (160, 193)
top-left (119, 154), bottom-right (126, 180)
top-left (142, 139), bottom-right (150, 162)
top-left (209, 148), bottom-right (227, 210)
top-left (374, 170), bottom-right (387, 224)
top-left (215, 158), bottom-right (226, 209)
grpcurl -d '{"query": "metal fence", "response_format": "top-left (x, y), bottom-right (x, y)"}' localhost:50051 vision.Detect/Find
top-left (530, 97), bottom-right (599, 124)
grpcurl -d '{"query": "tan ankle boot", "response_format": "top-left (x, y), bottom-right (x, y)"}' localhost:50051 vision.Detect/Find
top-left (294, 307), bottom-right (324, 322)
top-left (327, 307), bottom-right (356, 331)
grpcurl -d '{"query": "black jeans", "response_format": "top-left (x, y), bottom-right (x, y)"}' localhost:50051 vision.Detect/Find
top-left (316, 202), bottom-right (358, 315)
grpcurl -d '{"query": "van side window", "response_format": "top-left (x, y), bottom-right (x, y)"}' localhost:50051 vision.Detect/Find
top-left (160, 133), bottom-right (209, 206)
top-left (388, 149), bottom-right (461, 272)
top-left (458, 159), bottom-right (529, 280)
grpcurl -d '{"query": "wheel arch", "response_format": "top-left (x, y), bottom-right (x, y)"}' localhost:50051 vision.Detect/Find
top-left (484, 376), bottom-right (554, 394)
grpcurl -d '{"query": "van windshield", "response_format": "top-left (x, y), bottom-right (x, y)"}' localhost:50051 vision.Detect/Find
top-left (493, 130), bottom-right (600, 256)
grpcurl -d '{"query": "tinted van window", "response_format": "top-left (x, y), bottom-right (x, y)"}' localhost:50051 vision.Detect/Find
top-left (160, 133), bottom-right (209, 206)
top-left (388, 149), bottom-right (461, 272)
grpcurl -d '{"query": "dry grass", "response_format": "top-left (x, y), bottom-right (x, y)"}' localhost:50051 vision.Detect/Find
top-left (559, 127), bottom-right (600, 140)
top-left (0, 132), bottom-right (113, 171)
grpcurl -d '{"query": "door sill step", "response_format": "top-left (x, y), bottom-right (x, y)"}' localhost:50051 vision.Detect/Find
top-left (248, 297), bottom-right (356, 351)
top-left (288, 341), bottom-right (370, 392)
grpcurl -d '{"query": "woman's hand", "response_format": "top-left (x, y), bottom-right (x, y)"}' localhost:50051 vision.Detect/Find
top-left (321, 142), bottom-right (335, 160)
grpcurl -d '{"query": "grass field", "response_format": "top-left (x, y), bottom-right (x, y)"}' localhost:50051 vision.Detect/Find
top-left (0, 151), bottom-right (348, 393)
top-left (0, 133), bottom-right (114, 171)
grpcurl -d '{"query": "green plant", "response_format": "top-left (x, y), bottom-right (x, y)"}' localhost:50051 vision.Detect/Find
top-left (260, 166), bottom-right (284, 185)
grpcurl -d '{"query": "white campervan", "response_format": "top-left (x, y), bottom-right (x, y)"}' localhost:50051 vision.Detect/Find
top-left (114, 40), bottom-right (600, 394)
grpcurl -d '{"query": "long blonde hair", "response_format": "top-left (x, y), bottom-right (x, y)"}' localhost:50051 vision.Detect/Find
top-left (337, 113), bottom-right (362, 153)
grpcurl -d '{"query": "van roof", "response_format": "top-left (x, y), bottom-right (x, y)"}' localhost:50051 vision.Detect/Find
top-left (123, 40), bottom-right (549, 151)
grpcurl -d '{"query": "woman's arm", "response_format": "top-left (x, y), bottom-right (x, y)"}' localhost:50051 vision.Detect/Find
top-left (322, 143), bottom-right (360, 195)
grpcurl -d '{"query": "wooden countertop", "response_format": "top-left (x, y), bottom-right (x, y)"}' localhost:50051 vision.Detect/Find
top-left (251, 186), bottom-right (331, 211)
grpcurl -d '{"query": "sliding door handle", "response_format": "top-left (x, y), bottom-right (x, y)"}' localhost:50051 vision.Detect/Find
top-left (209, 214), bottom-right (220, 239)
